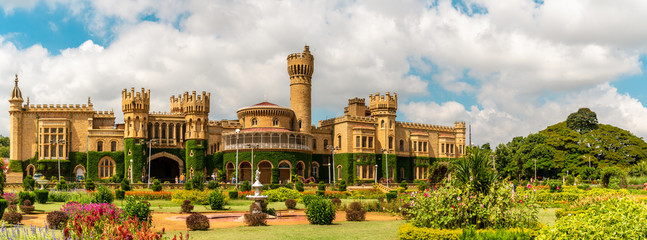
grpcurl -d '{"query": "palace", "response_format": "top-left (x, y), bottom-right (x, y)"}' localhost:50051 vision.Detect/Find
top-left (8, 46), bottom-right (466, 184)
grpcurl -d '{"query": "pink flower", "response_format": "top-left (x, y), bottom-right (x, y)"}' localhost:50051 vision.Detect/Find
top-left (557, 186), bottom-right (560, 190)
top-left (526, 184), bottom-right (532, 189)
top-left (424, 192), bottom-right (429, 197)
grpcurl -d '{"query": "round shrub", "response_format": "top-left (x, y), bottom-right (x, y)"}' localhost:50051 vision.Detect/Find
top-left (228, 190), bottom-right (238, 200)
top-left (85, 178), bottom-right (95, 191)
top-left (331, 198), bottom-right (341, 208)
top-left (2, 205), bottom-right (22, 224)
top-left (34, 189), bottom-right (49, 204)
top-left (152, 179), bottom-right (163, 192)
top-left (23, 177), bottom-right (35, 191)
top-left (295, 180), bottom-right (304, 192)
top-left (346, 202), bottom-right (366, 221)
top-left (417, 181), bottom-right (427, 191)
top-left (181, 200), bottom-right (194, 213)
top-left (115, 189), bottom-right (125, 200)
top-left (338, 180), bottom-right (347, 191)
top-left (46, 211), bottom-right (68, 229)
top-left (302, 194), bottom-right (322, 208)
top-left (207, 190), bottom-right (226, 210)
top-left (265, 187), bottom-right (304, 202)
top-left (285, 199), bottom-right (297, 209)
top-left (19, 200), bottom-right (35, 214)
top-left (240, 181), bottom-right (252, 192)
top-left (305, 198), bottom-right (336, 225)
top-left (123, 197), bottom-right (151, 223)
top-left (186, 213), bottom-right (210, 230)
top-left (18, 191), bottom-right (35, 205)
top-left (318, 181), bottom-right (326, 191)
top-left (121, 178), bottom-right (132, 191)
top-left (206, 181), bottom-right (219, 190)
top-left (92, 185), bottom-right (114, 204)
top-left (400, 180), bottom-right (408, 190)
top-left (56, 179), bottom-right (68, 191)
top-left (244, 203), bottom-right (268, 226)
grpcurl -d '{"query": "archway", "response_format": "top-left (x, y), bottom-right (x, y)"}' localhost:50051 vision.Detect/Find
top-left (73, 165), bottom-right (86, 181)
top-left (149, 152), bottom-right (184, 183)
top-left (296, 161), bottom-right (305, 177)
top-left (26, 164), bottom-right (36, 177)
top-left (226, 162), bottom-right (235, 183)
top-left (239, 162), bottom-right (252, 182)
top-left (278, 161), bottom-right (292, 183)
top-left (257, 161), bottom-right (272, 184)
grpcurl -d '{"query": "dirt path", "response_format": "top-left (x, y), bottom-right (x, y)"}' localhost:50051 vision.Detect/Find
top-left (22, 211), bottom-right (400, 231)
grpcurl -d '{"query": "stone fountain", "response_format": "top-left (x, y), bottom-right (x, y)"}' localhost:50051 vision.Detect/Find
top-left (246, 169), bottom-right (268, 213)
top-left (33, 173), bottom-right (48, 190)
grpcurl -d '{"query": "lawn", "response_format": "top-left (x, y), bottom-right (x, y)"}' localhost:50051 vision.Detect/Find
top-left (167, 220), bottom-right (405, 240)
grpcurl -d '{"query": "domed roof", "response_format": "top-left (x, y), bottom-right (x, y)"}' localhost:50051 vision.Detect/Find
top-left (237, 101), bottom-right (293, 113)
top-left (11, 74), bottom-right (22, 100)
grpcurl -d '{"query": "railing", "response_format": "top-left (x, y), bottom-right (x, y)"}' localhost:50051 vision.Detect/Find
top-left (224, 143), bottom-right (310, 151)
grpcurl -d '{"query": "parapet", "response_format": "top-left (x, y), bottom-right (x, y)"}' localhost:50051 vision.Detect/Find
top-left (122, 87), bottom-right (150, 113)
top-left (368, 92), bottom-right (398, 115)
top-left (170, 91), bottom-right (211, 114)
top-left (26, 103), bottom-right (94, 112)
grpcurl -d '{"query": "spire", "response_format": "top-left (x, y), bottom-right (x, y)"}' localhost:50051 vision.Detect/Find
top-left (10, 74), bottom-right (23, 100)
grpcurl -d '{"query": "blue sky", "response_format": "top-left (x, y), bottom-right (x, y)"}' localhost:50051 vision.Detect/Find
top-left (1, 0), bottom-right (647, 145)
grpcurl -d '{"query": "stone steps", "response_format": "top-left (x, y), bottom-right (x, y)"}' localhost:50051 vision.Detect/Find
top-left (6, 172), bottom-right (23, 183)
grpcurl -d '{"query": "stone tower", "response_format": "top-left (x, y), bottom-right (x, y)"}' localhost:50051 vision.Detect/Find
top-left (454, 121), bottom-right (466, 156)
top-left (287, 46), bottom-right (314, 133)
top-left (9, 74), bottom-right (23, 161)
top-left (180, 91), bottom-right (210, 140)
top-left (369, 92), bottom-right (398, 151)
top-left (122, 88), bottom-right (150, 139)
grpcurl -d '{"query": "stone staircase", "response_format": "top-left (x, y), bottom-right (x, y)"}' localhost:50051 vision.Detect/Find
top-left (375, 183), bottom-right (393, 193)
top-left (6, 172), bottom-right (23, 183)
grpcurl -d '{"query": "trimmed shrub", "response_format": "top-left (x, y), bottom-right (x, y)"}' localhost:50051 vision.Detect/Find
top-left (270, 183), bottom-right (280, 189)
top-left (34, 189), bottom-right (49, 204)
top-left (284, 183), bottom-right (294, 190)
top-left (186, 213), bottom-right (210, 230)
top-left (577, 184), bottom-right (590, 190)
top-left (386, 191), bottom-right (397, 202)
top-left (207, 181), bottom-right (219, 190)
top-left (244, 203), bottom-right (268, 226)
top-left (285, 199), bottom-right (297, 209)
top-left (171, 190), bottom-right (210, 205)
top-left (305, 198), bottom-right (336, 225)
top-left (2, 205), bottom-right (22, 224)
top-left (318, 181), bottom-right (326, 191)
top-left (19, 200), bottom-right (35, 214)
top-left (417, 181), bottom-right (427, 191)
top-left (207, 190), bottom-right (226, 210)
top-left (228, 190), bottom-right (238, 200)
top-left (18, 191), bottom-right (36, 206)
top-left (115, 189), bottom-right (126, 200)
top-left (123, 197), bottom-right (151, 223)
top-left (346, 202), bottom-right (366, 221)
top-left (46, 211), bottom-right (68, 229)
top-left (265, 187), bottom-right (304, 202)
top-left (0, 199), bottom-right (8, 218)
top-left (23, 177), bottom-right (35, 191)
top-left (338, 180), bottom-right (347, 191)
top-left (316, 190), bottom-right (325, 196)
top-left (121, 178), bottom-right (132, 191)
top-left (184, 181), bottom-right (193, 190)
top-left (181, 200), bottom-right (194, 213)
top-left (92, 185), bottom-right (114, 203)
top-left (152, 179), bottom-right (163, 192)
top-left (331, 198), bottom-right (342, 208)
top-left (240, 181), bottom-right (252, 192)
top-left (295, 180), bottom-right (304, 192)
top-left (400, 180), bottom-right (408, 190)
top-left (302, 194), bottom-right (321, 208)
top-left (56, 179), bottom-right (68, 191)
top-left (85, 178), bottom-right (95, 191)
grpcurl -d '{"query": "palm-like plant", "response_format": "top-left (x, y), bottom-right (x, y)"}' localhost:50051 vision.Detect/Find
top-left (453, 147), bottom-right (497, 194)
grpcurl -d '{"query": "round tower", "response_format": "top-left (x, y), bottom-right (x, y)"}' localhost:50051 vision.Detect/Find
top-left (9, 74), bottom-right (24, 161)
top-left (287, 45), bottom-right (314, 133)
top-left (369, 92), bottom-right (398, 151)
top-left (181, 91), bottom-right (210, 178)
top-left (122, 88), bottom-right (150, 139)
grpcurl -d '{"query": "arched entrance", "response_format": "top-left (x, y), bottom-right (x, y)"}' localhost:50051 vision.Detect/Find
top-left (239, 162), bottom-right (252, 182)
top-left (257, 161), bottom-right (272, 184)
top-left (73, 165), bottom-right (86, 181)
top-left (278, 161), bottom-right (291, 183)
top-left (226, 162), bottom-right (235, 182)
top-left (26, 164), bottom-right (36, 177)
top-left (296, 161), bottom-right (305, 177)
top-left (149, 152), bottom-right (184, 183)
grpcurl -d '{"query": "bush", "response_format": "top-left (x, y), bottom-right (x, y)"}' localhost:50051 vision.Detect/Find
top-left (207, 190), bottom-right (226, 210)
top-left (0, 199), bottom-right (8, 218)
top-left (338, 180), bottom-right (347, 191)
top-left (3, 192), bottom-right (18, 204)
top-left (284, 183), bottom-right (294, 189)
top-left (417, 181), bottom-right (427, 191)
top-left (92, 185), bottom-right (114, 204)
top-left (186, 213), bottom-right (210, 230)
top-left (115, 189), bottom-right (126, 200)
top-left (152, 179), bottom-right (163, 192)
top-left (316, 190), bottom-right (325, 196)
top-left (577, 184), bottom-right (590, 190)
top-left (123, 197), bottom-right (151, 223)
top-left (549, 181), bottom-right (563, 193)
top-left (46, 211), bottom-right (68, 229)
top-left (229, 190), bottom-right (238, 200)
top-left (398, 224), bottom-right (535, 240)
top-left (121, 178), bottom-right (131, 191)
top-left (302, 194), bottom-right (321, 208)
top-left (181, 200), bottom-right (194, 213)
top-left (331, 198), bottom-right (342, 208)
top-left (207, 181), bottom-right (219, 190)
top-left (346, 202), bottom-right (366, 221)
top-left (34, 189), bottom-right (49, 204)
top-left (386, 191), bottom-right (397, 202)
top-left (295, 180), bottom-right (304, 192)
top-left (171, 190), bottom-right (211, 205)
top-left (240, 181), bottom-right (252, 192)
top-left (2, 205), bottom-right (22, 224)
top-left (85, 178), bottom-right (95, 191)
top-left (270, 183), bottom-right (280, 189)
top-left (305, 198), bottom-right (336, 225)
top-left (184, 180), bottom-right (193, 190)
top-left (285, 199), bottom-right (297, 209)
top-left (191, 178), bottom-right (205, 192)
top-left (23, 177), bottom-right (35, 191)
top-left (19, 200), bottom-right (35, 214)
top-left (265, 187), bottom-right (304, 202)
top-left (318, 181), bottom-right (326, 191)
top-left (56, 179), bottom-right (68, 191)
top-left (244, 204), bottom-right (268, 226)
top-left (18, 191), bottom-right (36, 206)
top-left (400, 180), bottom-right (408, 190)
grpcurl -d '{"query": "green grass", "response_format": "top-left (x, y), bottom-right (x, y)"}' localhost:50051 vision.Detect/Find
top-left (167, 220), bottom-right (404, 240)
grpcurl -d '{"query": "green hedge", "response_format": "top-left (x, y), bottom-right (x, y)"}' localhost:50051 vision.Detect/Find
top-left (398, 224), bottom-right (537, 240)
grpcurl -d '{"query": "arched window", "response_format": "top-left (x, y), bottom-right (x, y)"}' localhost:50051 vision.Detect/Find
top-left (323, 139), bottom-right (328, 148)
top-left (273, 118), bottom-right (279, 126)
top-left (312, 139), bottom-right (317, 150)
top-left (399, 140), bottom-right (404, 151)
top-left (99, 157), bottom-right (116, 179)
top-left (338, 135), bottom-right (342, 148)
top-left (97, 141), bottom-right (103, 152)
top-left (381, 120), bottom-right (384, 128)
top-left (299, 120), bottom-right (302, 129)
top-left (110, 141), bottom-right (117, 152)
top-left (251, 118), bottom-right (258, 126)
top-left (337, 165), bottom-right (342, 180)
top-left (388, 136), bottom-right (393, 149)
top-left (312, 162), bottom-right (320, 178)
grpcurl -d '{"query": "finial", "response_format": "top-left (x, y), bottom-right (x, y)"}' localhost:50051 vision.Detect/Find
top-left (14, 74), bottom-right (18, 85)
top-left (304, 45), bottom-right (310, 53)
top-left (88, 97), bottom-right (91, 104)
top-left (26, 97), bottom-right (29, 105)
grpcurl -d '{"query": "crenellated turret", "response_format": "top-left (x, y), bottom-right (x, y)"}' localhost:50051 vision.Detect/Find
top-left (288, 45), bottom-right (314, 133)
top-left (122, 88), bottom-right (150, 139)
top-left (369, 92), bottom-right (397, 117)
top-left (181, 91), bottom-right (210, 140)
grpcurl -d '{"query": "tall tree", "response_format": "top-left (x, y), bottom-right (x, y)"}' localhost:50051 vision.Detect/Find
top-left (566, 108), bottom-right (599, 133)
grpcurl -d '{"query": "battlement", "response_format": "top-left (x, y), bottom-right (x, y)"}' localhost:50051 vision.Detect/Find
top-left (319, 115), bottom-right (376, 127)
top-left (26, 103), bottom-right (94, 112)
top-left (454, 121), bottom-right (466, 129)
top-left (93, 110), bottom-right (115, 118)
top-left (397, 121), bottom-right (455, 132)
top-left (369, 92), bottom-right (398, 115)
top-left (348, 97), bottom-right (365, 105)
top-left (208, 119), bottom-right (241, 128)
top-left (122, 88), bottom-right (150, 112)
top-left (170, 91), bottom-right (210, 114)
top-left (287, 45), bottom-right (314, 61)
top-left (287, 45), bottom-right (314, 81)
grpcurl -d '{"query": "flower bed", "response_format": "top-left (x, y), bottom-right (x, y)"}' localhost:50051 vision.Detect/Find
top-left (303, 191), bottom-right (350, 199)
top-left (125, 191), bottom-right (172, 200)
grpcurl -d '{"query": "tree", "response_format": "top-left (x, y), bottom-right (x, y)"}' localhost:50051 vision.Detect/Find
top-left (566, 108), bottom-right (598, 133)
top-left (0, 135), bottom-right (8, 158)
top-left (453, 148), bottom-right (497, 194)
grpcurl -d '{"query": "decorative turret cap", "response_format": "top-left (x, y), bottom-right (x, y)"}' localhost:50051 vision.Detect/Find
top-left (11, 74), bottom-right (23, 100)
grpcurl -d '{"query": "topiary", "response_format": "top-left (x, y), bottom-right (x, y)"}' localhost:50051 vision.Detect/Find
top-left (207, 181), bottom-right (219, 190)
top-left (400, 180), bottom-right (408, 190)
top-left (338, 180), bottom-right (347, 191)
top-left (56, 179), bottom-right (68, 191)
top-left (46, 211), bottom-right (69, 229)
top-left (228, 190), bottom-right (238, 200)
top-left (2, 205), bottom-right (22, 224)
top-left (305, 198), bottom-right (336, 225)
top-left (186, 212), bottom-right (210, 230)
top-left (284, 182), bottom-right (294, 190)
top-left (152, 179), bottom-right (163, 192)
top-left (302, 194), bottom-right (321, 208)
top-left (318, 181), bottom-right (326, 191)
top-left (34, 189), bottom-right (49, 204)
top-left (346, 202), bottom-right (366, 221)
top-left (207, 190), bottom-right (226, 210)
top-left (244, 203), bottom-right (267, 226)
top-left (295, 180), bottom-right (304, 192)
top-left (22, 177), bottom-right (35, 191)
top-left (123, 197), bottom-right (151, 223)
top-left (240, 181), bottom-right (252, 192)
top-left (181, 200), bottom-right (194, 213)
top-left (121, 178), bottom-right (132, 191)
top-left (85, 178), bottom-right (95, 191)
top-left (184, 180), bottom-right (193, 190)
top-left (115, 189), bottom-right (126, 200)
top-left (285, 199), bottom-right (297, 209)
top-left (18, 191), bottom-right (36, 206)
top-left (92, 185), bottom-right (114, 203)
top-left (19, 200), bottom-right (35, 214)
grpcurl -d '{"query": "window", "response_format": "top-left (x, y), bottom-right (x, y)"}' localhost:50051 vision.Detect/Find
top-left (273, 118), bottom-right (279, 126)
top-left (357, 165), bottom-right (374, 180)
top-left (312, 162), bottom-right (320, 178)
top-left (368, 137), bottom-right (373, 148)
top-left (251, 118), bottom-right (258, 126)
top-left (323, 139), bottom-right (328, 148)
top-left (413, 141), bottom-right (417, 151)
top-left (99, 157), bottom-right (116, 179)
top-left (450, 144), bottom-right (454, 154)
top-left (415, 166), bottom-right (428, 180)
top-left (389, 136), bottom-right (393, 149)
top-left (299, 120), bottom-right (302, 129)
top-left (337, 165), bottom-right (342, 180)
top-left (338, 135), bottom-right (342, 148)
top-left (381, 120), bottom-right (384, 128)
top-left (441, 143), bottom-right (445, 153)
top-left (399, 140), bottom-right (404, 151)
top-left (97, 141), bottom-right (103, 152)
top-left (423, 142), bottom-right (428, 152)
top-left (418, 142), bottom-right (422, 152)
top-left (390, 120), bottom-right (393, 129)
top-left (362, 136), bottom-right (367, 148)
top-left (111, 141), bottom-right (117, 152)
top-left (356, 136), bottom-right (360, 148)
top-left (312, 139), bottom-right (317, 150)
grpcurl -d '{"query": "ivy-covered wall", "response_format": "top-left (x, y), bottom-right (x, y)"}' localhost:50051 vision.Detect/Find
top-left (124, 138), bottom-right (146, 182)
top-left (87, 151), bottom-right (125, 180)
top-left (312, 154), bottom-right (328, 183)
top-left (185, 139), bottom-right (206, 176)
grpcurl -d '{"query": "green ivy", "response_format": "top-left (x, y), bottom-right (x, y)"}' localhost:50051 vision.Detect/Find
top-left (185, 139), bottom-right (206, 175)
top-left (124, 138), bottom-right (146, 182)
